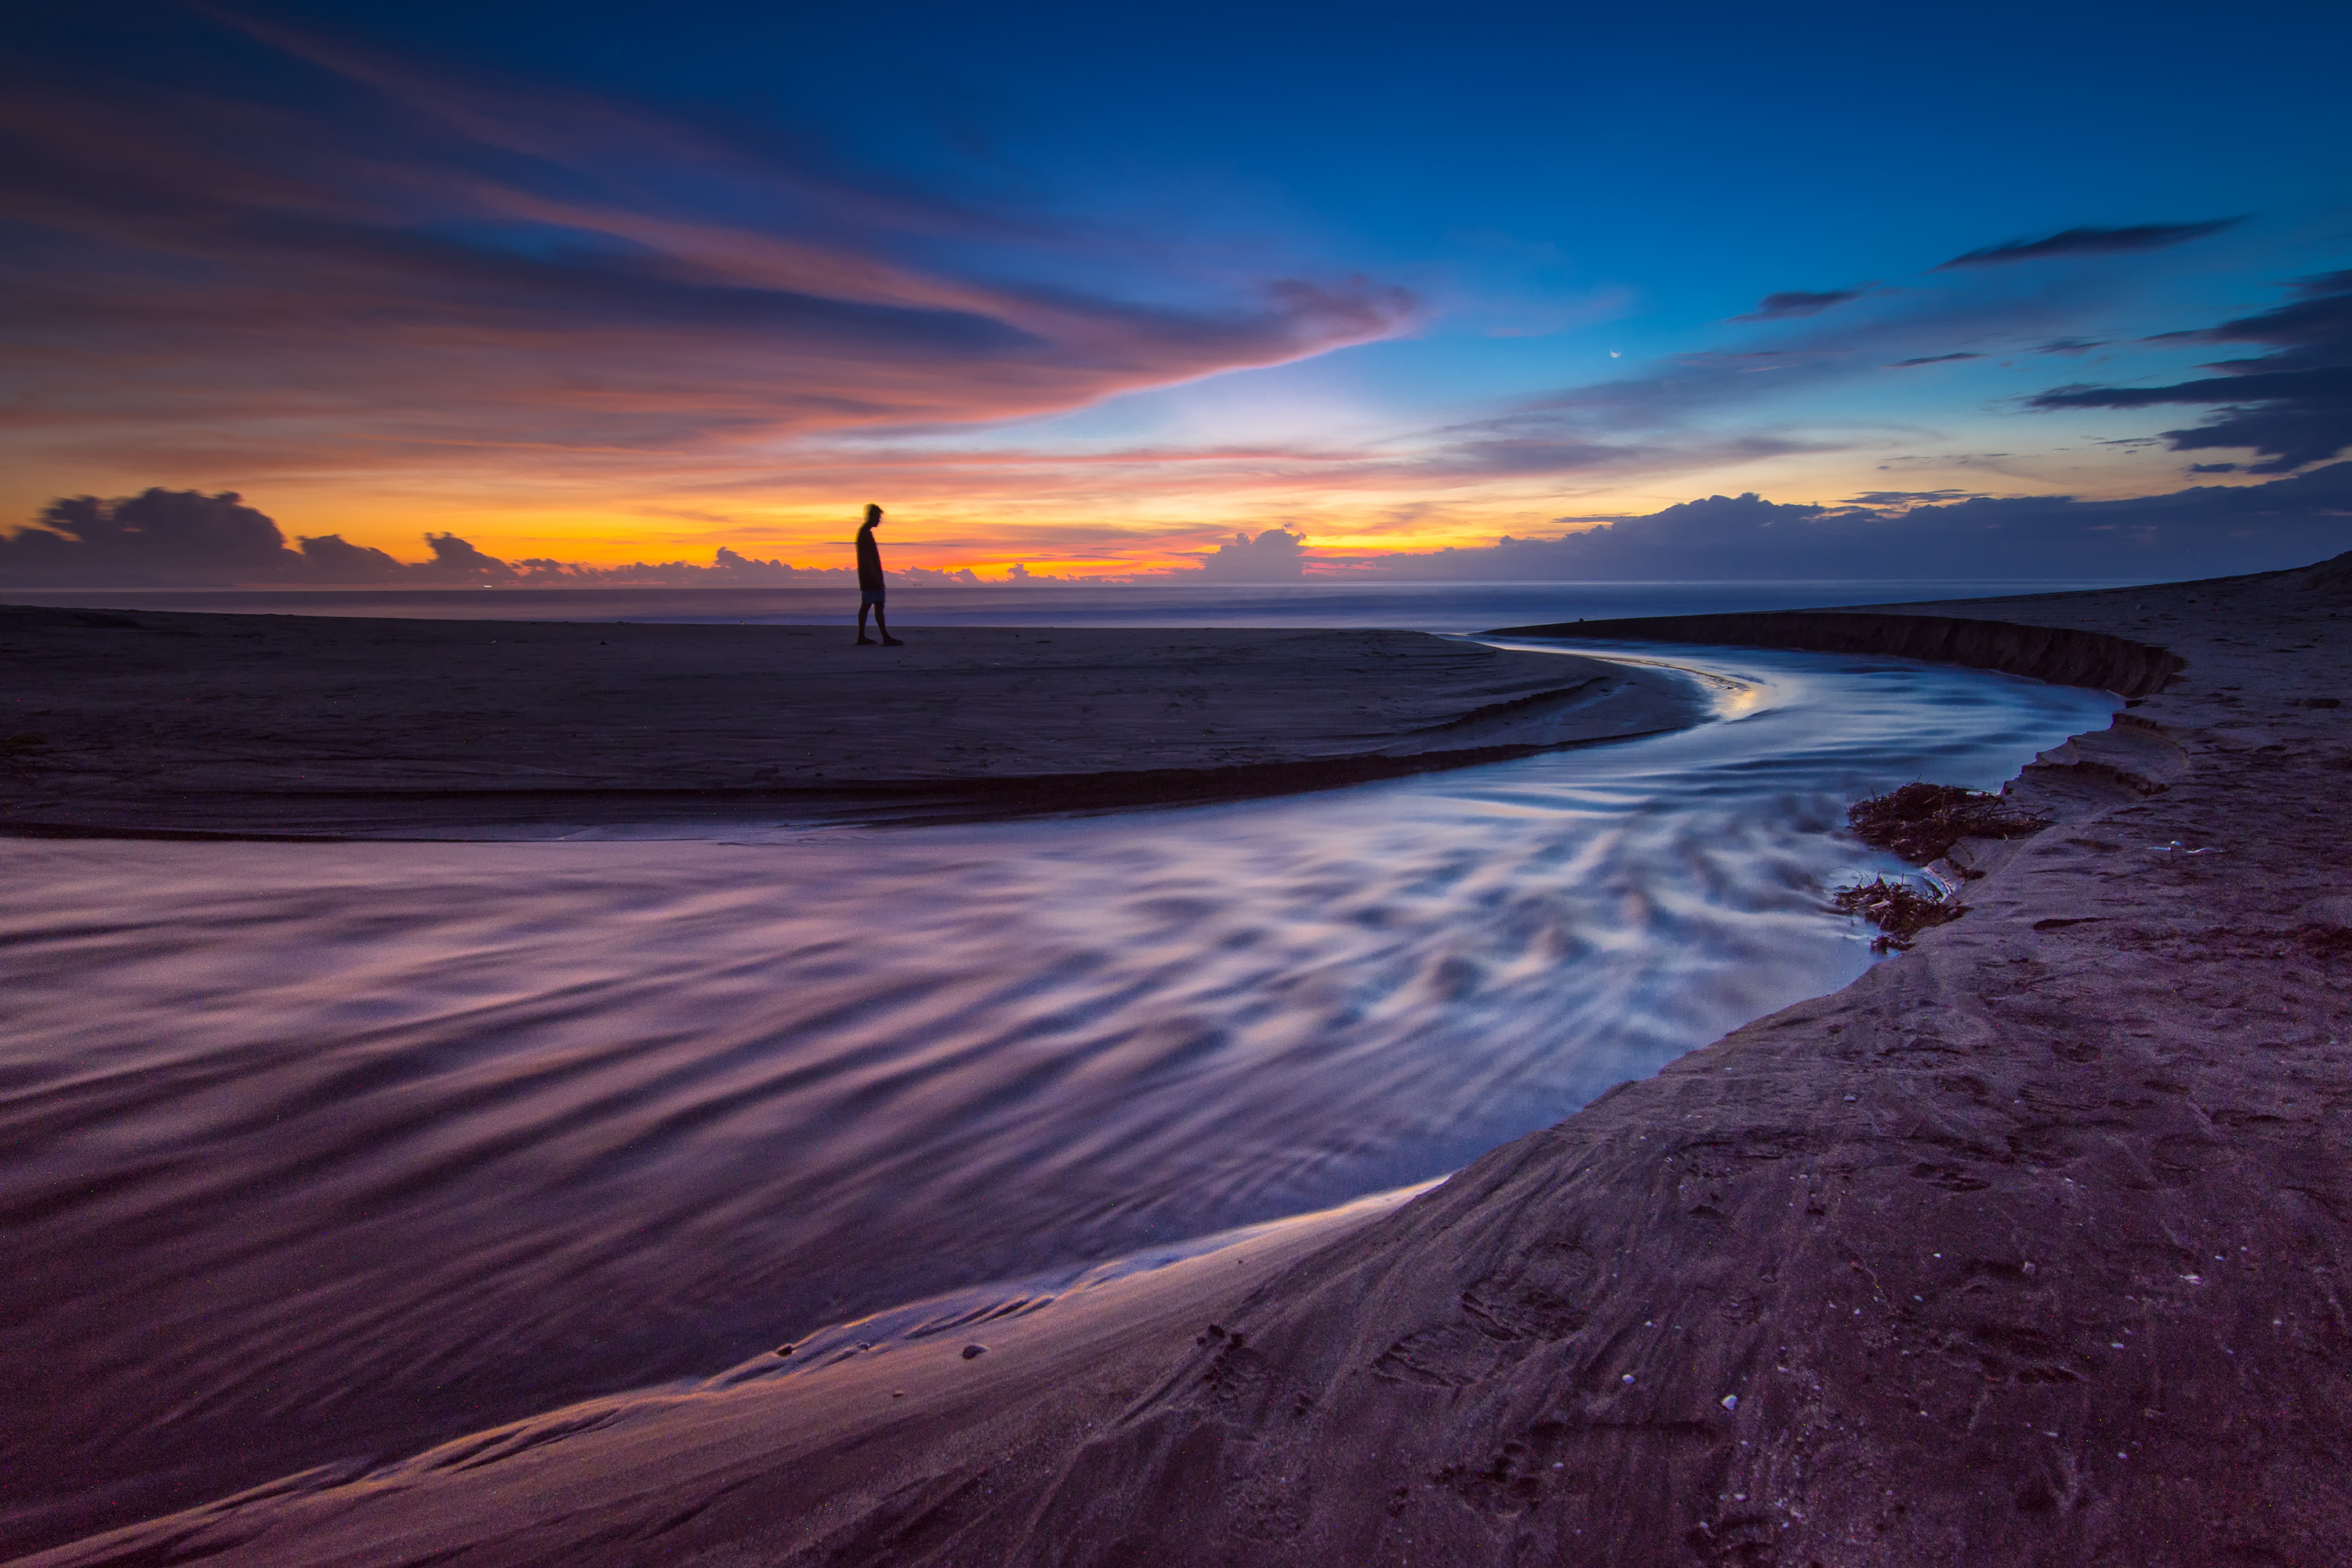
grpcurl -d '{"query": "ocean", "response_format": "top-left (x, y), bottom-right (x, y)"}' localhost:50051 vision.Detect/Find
top-left (2, 576), bottom-right (2143, 630)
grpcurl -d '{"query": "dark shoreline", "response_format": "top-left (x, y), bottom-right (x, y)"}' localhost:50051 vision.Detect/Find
top-left (1490, 608), bottom-right (2185, 698)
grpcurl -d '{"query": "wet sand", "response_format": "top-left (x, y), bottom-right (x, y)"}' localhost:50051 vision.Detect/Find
top-left (18, 558), bottom-right (2352, 1567)
top-left (0, 610), bottom-right (1698, 834)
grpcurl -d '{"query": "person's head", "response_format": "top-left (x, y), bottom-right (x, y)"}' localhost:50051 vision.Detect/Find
top-left (862, 503), bottom-right (883, 530)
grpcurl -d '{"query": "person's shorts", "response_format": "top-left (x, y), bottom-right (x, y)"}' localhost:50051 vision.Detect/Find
top-left (860, 589), bottom-right (886, 607)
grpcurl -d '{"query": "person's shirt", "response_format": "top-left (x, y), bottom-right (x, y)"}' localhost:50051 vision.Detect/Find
top-left (855, 527), bottom-right (884, 591)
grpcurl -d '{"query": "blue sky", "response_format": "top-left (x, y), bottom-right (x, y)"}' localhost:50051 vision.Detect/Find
top-left (3, 0), bottom-right (2348, 579)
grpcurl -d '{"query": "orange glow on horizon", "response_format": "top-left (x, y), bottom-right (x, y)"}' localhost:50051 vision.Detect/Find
top-left (0, 422), bottom-right (2227, 581)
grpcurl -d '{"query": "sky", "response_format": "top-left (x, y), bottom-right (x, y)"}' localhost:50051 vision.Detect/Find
top-left (3, 0), bottom-right (2350, 583)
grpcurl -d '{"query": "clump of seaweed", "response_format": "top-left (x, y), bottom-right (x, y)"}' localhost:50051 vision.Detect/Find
top-left (1834, 877), bottom-right (1966, 953)
top-left (1847, 781), bottom-right (2049, 864)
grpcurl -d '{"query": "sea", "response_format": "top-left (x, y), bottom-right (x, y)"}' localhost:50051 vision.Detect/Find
top-left (2, 576), bottom-right (2143, 630)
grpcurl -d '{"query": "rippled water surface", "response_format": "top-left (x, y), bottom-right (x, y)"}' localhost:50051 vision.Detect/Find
top-left (0, 645), bottom-right (2116, 1548)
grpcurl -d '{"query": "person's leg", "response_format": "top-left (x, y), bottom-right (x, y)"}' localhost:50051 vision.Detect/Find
top-left (876, 604), bottom-right (903, 646)
top-left (856, 600), bottom-right (877, 644)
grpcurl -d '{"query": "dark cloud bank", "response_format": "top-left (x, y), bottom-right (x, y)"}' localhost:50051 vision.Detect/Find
top-left (0, 490), bottom-right (871, 589)
top-left (1348, 463), bottom-right (2352, 583)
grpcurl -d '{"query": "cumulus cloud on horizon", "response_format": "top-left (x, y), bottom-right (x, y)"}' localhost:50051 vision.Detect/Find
top-left (0, 489), bottom-right (851, 589)
top-left (13, 470), bottom-right (2346, 591)
top-left (1195, 528), bottom-right (1309, 583)
top-left (1335, 462), bottom-right (2352, 583)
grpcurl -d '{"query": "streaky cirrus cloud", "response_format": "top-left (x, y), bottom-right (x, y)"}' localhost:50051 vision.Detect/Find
top-left (1933, 219), bottom-right (2241, 270)
top-left (0, 10), bottom-right (1414, 478)
top-left (2028, 270), bottom-right (2352, 473)
top-left (1728, 285), bottom-right (1876, 322)
top-left (592, 227), bottom-right (2341, 541)
top-left (1395, 265), bottom-right (2128, 485)
top-left (1392, 216), bottom-right (2324, 497)
top-left (781, 223), bottom-right (2283, 521)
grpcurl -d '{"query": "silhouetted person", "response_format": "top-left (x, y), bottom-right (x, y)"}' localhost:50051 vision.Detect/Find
top-left (854, 503), bottom-right (902, 646)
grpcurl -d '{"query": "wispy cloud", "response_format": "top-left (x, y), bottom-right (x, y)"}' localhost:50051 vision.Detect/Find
top-left (2029, 270), bottom-right (2352, 473)
top-left (0, 12), bottom-right (1414, 479)
top-left (1838, 488), bottom-right (1990, 505)
top-left (1729, 285), bottom-right (1875, 322)
top-left (1933, 219), bottom-right (2240, 270)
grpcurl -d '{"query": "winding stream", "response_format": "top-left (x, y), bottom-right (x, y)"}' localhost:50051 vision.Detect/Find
top-left (0, 644), bottom-right (2117, 1549)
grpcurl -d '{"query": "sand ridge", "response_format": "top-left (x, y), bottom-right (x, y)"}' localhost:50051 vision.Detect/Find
top-left (0, 612), bottom-right (1700, 835)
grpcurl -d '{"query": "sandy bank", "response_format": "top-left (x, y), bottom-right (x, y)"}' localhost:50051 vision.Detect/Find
top-left (0, 610), bottom-right (1698, 836)
top-left (1490, 608), bottom-right (2185, 698)
top-left (29, 557), bottom-right (2350, 1568)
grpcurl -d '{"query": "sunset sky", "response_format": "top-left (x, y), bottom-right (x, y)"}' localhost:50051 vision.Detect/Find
top-left (5, 0), bottom-right (2349, 579)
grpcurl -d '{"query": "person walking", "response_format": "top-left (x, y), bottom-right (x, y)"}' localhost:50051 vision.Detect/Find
top-left (854, 503), bottom-right (903, 646)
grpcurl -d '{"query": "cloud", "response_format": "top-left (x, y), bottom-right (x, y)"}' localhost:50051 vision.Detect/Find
top-left (17, 466), bottom-right (2349, 590)
top-left (1195, 528), bottom-right (1308, 582)
top-left (1933, 220), bottom-right (2241, 270)
top-left (2027, 270), bottom-right (2352, 474)
top-left (1838, 489), bottom-right (1991, 506)
top-left (1341, 463), bottom-right (2352, 581)
top-left (0, 13), bottom-right (1414, 480)
top-left (0, 488), bottom-right (851, 587)
top-left (657, 233), bottom-right (2321, 527)
top-left (2035, 337), bottom-right (2109, 355)
top-left (1730, 285), bottom-right (1874, 322)
top-left (1887, 353), bottom-right (1984, 368)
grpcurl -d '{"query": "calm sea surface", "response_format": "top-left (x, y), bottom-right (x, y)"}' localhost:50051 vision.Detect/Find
top-left (0, 629), bottom-right (2120, 1550)
top-left (7, 576), bottom-right (2138, 630)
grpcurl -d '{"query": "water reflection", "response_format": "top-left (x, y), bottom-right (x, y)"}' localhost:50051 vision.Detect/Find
top-left (0, 646), bottom-right (2115, 1549)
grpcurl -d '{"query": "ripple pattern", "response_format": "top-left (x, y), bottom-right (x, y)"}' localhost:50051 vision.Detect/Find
top-left (0, 646), bottom-right (2116, 1549)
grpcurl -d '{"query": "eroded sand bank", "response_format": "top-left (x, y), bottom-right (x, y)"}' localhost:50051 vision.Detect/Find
top-left (0, 612), bottom-right (1698, 834)
top-left (19, 560), bottom-right (2352, 1567)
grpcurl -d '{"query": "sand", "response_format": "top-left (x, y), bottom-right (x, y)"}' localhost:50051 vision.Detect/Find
top-left (0, 610), bottom-right (1699, 835)
top-left (16, 558), bottom-right (2352, 1566)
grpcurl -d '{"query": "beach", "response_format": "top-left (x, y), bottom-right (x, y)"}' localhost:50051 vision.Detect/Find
top-left (0, 612), bottom-right (1699, 835)
top-left (10, 557), bottom-right (2352, 1566)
